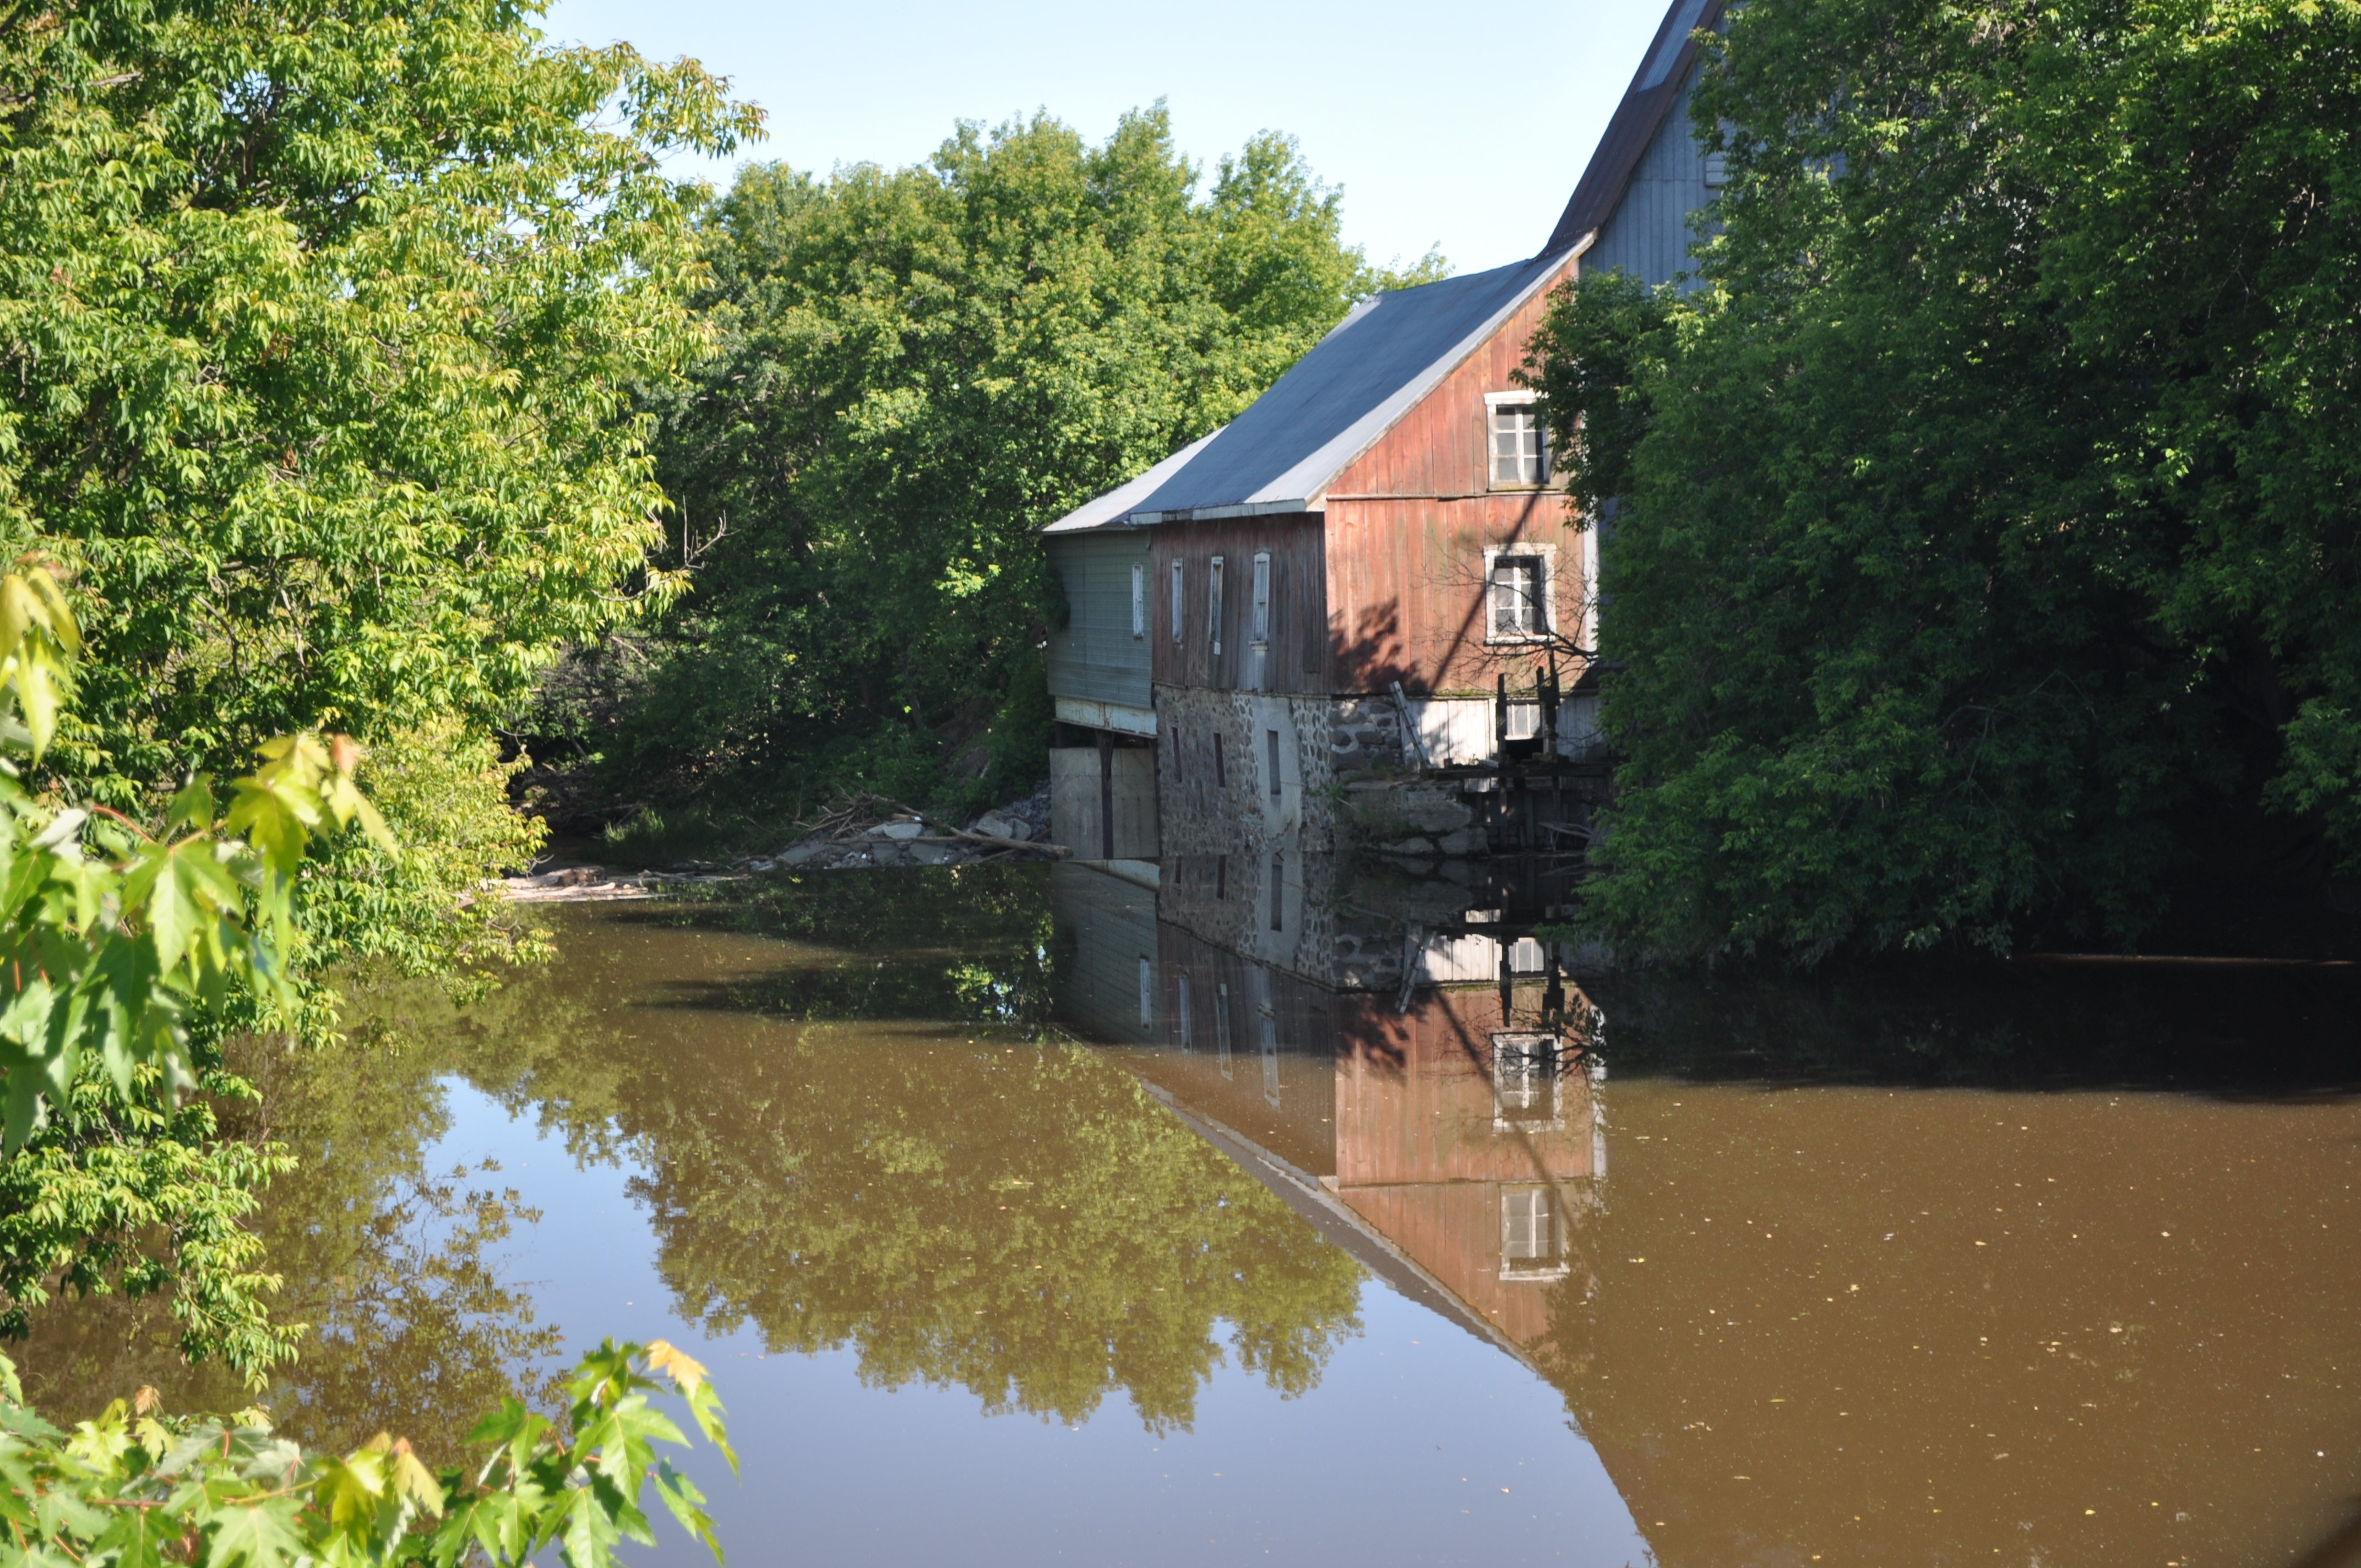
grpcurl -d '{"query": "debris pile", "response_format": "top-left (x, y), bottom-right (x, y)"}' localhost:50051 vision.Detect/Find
top-left (757, 787), bottom-right (1066, 873)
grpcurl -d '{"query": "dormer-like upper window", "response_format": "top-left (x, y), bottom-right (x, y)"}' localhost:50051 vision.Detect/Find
top-left (1486, 393), bottom-right (1549, 488)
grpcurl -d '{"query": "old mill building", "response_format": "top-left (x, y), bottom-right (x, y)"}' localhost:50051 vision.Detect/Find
top-left (1043, 0), bottom-right (1726, 863)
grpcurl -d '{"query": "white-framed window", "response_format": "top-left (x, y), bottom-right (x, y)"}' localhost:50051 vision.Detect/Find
top-left (1500, 1185), bottom-right (1571, 1281)
top-left (1492, 1031), bottom-right (1564, 1132)
top-left (1486, 391), bottom-right (1550, 488)
top-left (1130, 562), bottom-right (1146, 639)
top-left (1208, 556), bottom-right (1226, 656)
top-left (1169, 559), bottom-right (1184, 644)
top-left (1267, 850), bottom-right (1284, 932)
top-left (1250, 552), bottom-right (1272, 646)
top-left (1265, 729), bottom-right (1282, 799)
top-left (1483, 543), bottom-right (1558, 643)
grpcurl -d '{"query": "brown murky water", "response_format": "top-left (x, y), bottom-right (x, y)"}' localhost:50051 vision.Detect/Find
top-left (23, 862), bottom-right (2361, 1566)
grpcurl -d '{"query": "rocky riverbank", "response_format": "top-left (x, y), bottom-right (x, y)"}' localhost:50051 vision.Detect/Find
top-left (499, 783), bottom-right (1063, 901)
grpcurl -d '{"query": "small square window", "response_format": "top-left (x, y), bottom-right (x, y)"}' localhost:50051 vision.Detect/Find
top-left (1500, 1185), bottom-right (1571, 1280)
top-left (1493, 1032), bottom-right (1564, 1131)
top-left (1489, 401), bottom-right (1550, 488)
top-left (1490, 554), bottom-right (1547, 640)
top-left (1502, 1188), bottom-right (1553, 1261)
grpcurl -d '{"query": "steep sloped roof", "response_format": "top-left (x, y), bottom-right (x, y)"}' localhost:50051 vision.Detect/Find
top-left (1538, 0), bottom-right (1725, 258)
top-left (1043, 249), bottom-right (1571, 533)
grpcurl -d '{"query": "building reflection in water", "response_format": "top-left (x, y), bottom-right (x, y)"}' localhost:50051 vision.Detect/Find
top-left (1052, 830), bottom-right (2361, 1568)
top-left (1048, 844), bottom-right (1603, 1375)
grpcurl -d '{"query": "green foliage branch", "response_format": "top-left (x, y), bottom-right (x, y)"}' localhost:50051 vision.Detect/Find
top-left (0, 1338), bottom-right (732, 1568)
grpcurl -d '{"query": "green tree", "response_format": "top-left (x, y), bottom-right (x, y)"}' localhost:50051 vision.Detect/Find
top-left (1530, 0), bottom-right (2361, 961)
top-left (572, 108), bottom-right (1444, 832)
top-left (0, 0), bottom-right (757, 1380)
top-left (0, 0), bottom-right (755, 942)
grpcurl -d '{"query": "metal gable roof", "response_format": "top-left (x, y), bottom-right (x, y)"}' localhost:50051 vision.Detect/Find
top-left (1538, 0), bottom-right (1726, 259)
top-left (1042, 249), bottom-right (1572, 533)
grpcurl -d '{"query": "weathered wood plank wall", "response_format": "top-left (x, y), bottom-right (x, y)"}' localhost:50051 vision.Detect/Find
top-left (1045, 530), bottom-right (1154, 710)
top-left (1149, 514), bottom-right (1329, 693)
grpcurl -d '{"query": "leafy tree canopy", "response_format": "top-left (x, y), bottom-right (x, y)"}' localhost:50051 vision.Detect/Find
top-left (0, 0), bottom-right (757, 1386)
top-left (572, 107), bottom-right (1445, 825)
top-left (0, 0), bottom-right (755, 811)
top-left (1530, 0), bottom-right (2361, 961)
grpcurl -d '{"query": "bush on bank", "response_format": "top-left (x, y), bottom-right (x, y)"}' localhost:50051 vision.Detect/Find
top-left (1530, 0), bottom-right (2361, 961)
top-left (0, 1340), bottom-right (732, 1568)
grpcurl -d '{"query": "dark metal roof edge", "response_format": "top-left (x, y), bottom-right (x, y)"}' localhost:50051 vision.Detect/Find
top-left (1537, 0), bottom-right (1726, 261)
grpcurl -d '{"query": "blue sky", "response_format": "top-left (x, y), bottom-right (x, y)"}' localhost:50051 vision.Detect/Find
top-left (541, 0), bottom-right (1672, 276)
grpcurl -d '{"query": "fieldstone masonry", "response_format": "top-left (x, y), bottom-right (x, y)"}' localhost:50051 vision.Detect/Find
top-left (1328, 695), bottom-right (1413, 773)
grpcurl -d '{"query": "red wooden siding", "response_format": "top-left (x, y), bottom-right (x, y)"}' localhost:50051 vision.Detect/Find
top-left (1320, 253), bottom-right (1592, 697)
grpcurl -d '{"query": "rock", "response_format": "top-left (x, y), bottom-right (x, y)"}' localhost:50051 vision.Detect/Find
top-left (868, 840), bottom-right (910, 867)
top-left (867, 819), bottom-right (925, 841)
top-left (971, 812), bottom-right (1031, 842)
top-left (748, 858), bottom-right (775, 873)
top-left (1376, 836), bottom-right (1436, 857)
top-left (909, 841), bottom-right (955, 865)
top-left (780, 842), bottom-right (831, 867)
top-left (1434, 828), bottom-right (1487, 857)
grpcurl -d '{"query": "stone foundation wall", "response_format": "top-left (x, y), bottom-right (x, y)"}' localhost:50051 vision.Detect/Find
top-left (1328, 695), bottom-right (1414, 775)
top-left (1154, 683), bottom-right (1342, 856)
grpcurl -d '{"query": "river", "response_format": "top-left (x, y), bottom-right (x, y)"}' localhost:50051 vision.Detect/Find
top-left (21, 859), bottom-right (2361, 1566)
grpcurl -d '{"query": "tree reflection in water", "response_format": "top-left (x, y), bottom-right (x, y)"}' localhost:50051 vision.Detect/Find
top-left (455, 868), bottom-right (1366, 1432)
top-left (21, 866), bottom-right (1364, 1446)
top-left (18, 990), bottom-right (567, 1461)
